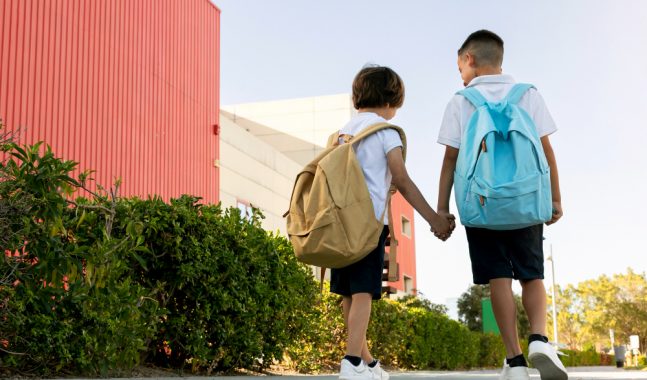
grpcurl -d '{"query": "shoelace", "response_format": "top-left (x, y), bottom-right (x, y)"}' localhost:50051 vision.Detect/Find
top-left (549, 341), bottom-right (568, 357)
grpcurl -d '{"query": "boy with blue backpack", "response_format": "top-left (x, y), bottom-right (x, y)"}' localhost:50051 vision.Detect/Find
top-left (436, 30), bottom-right (566, 380)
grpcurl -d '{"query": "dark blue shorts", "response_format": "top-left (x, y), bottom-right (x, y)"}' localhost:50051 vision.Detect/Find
top-left (330, 226), bottom-right (389, 300)
top-left (465, 224), bottom-right (544, 285)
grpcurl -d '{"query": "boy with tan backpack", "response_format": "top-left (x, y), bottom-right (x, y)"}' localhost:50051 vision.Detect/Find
top-left (285, 65), bottom-right (455, 380)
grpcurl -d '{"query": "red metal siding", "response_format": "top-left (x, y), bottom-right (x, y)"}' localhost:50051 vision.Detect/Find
top-left (0, 0), bottom-right (220, 203)
top-left (388, 193), bottom-right (417, 294)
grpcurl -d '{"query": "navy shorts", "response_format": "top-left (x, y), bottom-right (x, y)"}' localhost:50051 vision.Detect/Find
top-left (465, 224), bottom-right (544, 285)
top-left (330, 226), bottom-right (389, 300)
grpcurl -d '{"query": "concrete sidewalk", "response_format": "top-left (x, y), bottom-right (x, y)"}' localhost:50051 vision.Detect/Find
top-left (59, 366), bottom-right (647, 380)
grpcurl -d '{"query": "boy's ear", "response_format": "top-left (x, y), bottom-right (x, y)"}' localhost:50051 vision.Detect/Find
top-left (466, 52), bottom-right (477, 67)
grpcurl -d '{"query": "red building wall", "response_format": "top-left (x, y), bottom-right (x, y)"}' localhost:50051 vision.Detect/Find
top-left (388, 192), bottom-right (417, 294)
top-left (0, 0), bottom-right (220, 203)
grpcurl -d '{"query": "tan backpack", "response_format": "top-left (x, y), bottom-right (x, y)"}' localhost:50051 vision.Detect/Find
top-left (284, 122), bottom-right (406, 280)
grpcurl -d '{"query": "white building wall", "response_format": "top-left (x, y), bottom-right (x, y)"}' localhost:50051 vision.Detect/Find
top-left (219, 112), bottom-right (301, 235)
top-left (222, 94), bottom-right (355, 166)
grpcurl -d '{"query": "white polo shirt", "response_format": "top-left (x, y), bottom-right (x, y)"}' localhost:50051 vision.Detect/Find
top-left (339, 112), bottom-right (403, 224)
top-left (438, 74), bottom-right (557, 149)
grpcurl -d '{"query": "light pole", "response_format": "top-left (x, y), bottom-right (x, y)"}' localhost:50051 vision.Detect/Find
top-left (546, 244), bottom-right (559, 345)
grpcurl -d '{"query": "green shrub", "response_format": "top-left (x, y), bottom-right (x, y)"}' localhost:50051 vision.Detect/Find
top-left (559, 347), bottom-right (604, 367)
top-left (0, 142), bottom-right (161, 376)
top-left (283, 285), bottom-right (346, 373)
top-left (638, 355), bottom-right (647, 367)
top-left (1, 137), bottom-right (318, 375)
top-left (102, 196), bottom-right (319, 373)
top-left (285, 290), bottom-right (495, 372)
top-left (478, 333), bottom-right (506, 368)
top-left (405, 306), bottom-right (480, 369)
top-left (367, 296), bottom-right (412, 367)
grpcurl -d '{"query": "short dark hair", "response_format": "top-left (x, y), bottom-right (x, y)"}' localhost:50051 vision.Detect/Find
top-left (458, 30), bottom-right (504, 67)
top-left (352, 65), bottom-right (405, 109)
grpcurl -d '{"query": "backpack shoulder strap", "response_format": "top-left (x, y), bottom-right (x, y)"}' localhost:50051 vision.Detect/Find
top-left (386, 187), bottom-right (399, 282)
top-left (326, 131), bottom-right (341, 148)
top-left (349, 122), bottom-right (407, 161)
top-left (505, 83), bottom-right (536, 105)
top-left (457, 87), bottom-right (487, 108)
top-left (343, 122), bottom-right (405, 283)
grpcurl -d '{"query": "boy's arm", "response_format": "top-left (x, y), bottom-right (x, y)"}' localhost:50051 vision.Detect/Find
top-left (438, 146), bottom-right (459, 217)
top-left (386, 147), bottom-right (452, 239)
top-left (541, 135), bottom-right (562, 225)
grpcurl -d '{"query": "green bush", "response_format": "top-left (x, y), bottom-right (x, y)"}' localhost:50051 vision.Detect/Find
top-left (1, 137), bottom-right (318, 375)
top-left (103, 196), bottom-right (318, 372)
top-left (404, 305), bottom-right (480, 369)
top-left (559, 347), bottom-right (605, 367)
top-left (478, 333), bottom-right (507, 368)
top-left (284, 290), bottom-right (499, 372)
top-left (283, 285), bottom-right (346, 373)
top-left (0, 142), bottom-right (161, 376)
top-left (367, 296), bottom-right (412, 367)
top-left (638, 355), bottom-right (647, 367)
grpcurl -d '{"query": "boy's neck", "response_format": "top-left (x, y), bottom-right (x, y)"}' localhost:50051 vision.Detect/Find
top-left (358, 107), bottom-right (391, 120)
top-left (474, 65), bottom-right (502, 78)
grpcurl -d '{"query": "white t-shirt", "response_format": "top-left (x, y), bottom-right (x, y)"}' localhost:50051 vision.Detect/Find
top-left (438, 74), bottom-right (557, 149)
top-left (339, 112), bottom-right (403, 224)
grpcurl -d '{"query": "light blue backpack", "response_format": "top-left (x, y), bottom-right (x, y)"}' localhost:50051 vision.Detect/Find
top-left (454, 83), bottom-right (552, 230)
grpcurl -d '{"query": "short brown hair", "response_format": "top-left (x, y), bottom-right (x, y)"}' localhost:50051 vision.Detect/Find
top-left (352, 65), bottom-right (405, 109)
top-left (458, 30), bottom-right (504, 68)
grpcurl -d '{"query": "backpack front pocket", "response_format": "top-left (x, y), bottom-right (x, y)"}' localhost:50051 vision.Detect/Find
top-left (463, 171), bottom-right (552, 230)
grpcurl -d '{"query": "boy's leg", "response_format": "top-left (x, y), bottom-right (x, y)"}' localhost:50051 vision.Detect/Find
top-left (520, 279), bottom-right (547, 335)
top-left (342, 296), bottom-right (374, 363)
top-left (346, 292), bottom-right (373, 357)
top-left (489, 278), bottom-right (523, 358)
top-left (522, 280), bottom-right (568, 379)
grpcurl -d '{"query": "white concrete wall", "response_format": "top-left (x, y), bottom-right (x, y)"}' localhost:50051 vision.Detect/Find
top-left (222, 94), bottom-right (355, 166)
top-left (219, 112), bottom-right (301, 235)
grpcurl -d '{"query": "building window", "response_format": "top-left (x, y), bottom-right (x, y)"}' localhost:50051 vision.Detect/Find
top-left (404, 275), bottom-right (414, 295)
top-left (401, 216), bottom-right (411, 237)
top-left (237, 200), bottom-right (254, 220)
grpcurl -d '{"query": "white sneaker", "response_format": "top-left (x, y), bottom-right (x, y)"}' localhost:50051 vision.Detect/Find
top-left (528, 341), bottom-right (568, 380)
top-left (499, 360), bottom-right (530, 380)
top-left (339, 359), bottom-right (372, 380)
top-left (368, 360), bottom-right (389, 380)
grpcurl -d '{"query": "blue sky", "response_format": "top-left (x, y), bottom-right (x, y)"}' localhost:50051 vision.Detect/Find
top-left (216, 0), bottom-right (647, 305)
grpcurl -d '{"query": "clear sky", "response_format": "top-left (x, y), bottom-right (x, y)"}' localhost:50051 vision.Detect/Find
top-left (215, 0), bottom-right (647, 305)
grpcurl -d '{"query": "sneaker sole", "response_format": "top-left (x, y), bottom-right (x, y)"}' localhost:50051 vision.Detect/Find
top-left (339, 373), bottom-right (373, 380)
top-left (529, 352), bottom-right (568, 380)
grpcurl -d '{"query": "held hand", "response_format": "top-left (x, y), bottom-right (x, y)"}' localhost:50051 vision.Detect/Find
top-left (438, 211), bottom-right (457, 233)
top-left (546, 201), bottom-right (563, 225)
top-left (430, 214), bottom-right (452, 241)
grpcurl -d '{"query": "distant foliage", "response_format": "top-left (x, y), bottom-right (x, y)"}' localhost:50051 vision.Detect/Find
top-left (547, 270), bottom-right (647, 351)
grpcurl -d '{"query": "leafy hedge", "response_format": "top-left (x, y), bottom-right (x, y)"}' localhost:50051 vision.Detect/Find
top-left (560, 347), bottom-right (612, 367)
top-left (284, 287), bottom-right (504, 372)
top-left (0, 142), bottom-right (163, 375)
top-left (105, 197), bottom-right (317, 372)
top-left (0, 137), bottom-right (317, 376)
top-left (0, 134), bottom-right (613, 376)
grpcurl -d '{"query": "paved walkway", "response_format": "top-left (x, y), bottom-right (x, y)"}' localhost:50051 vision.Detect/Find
top-left (62, 366), bottom-right (647, 380)
top-left (220, 367), bottom-right (643, 380)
